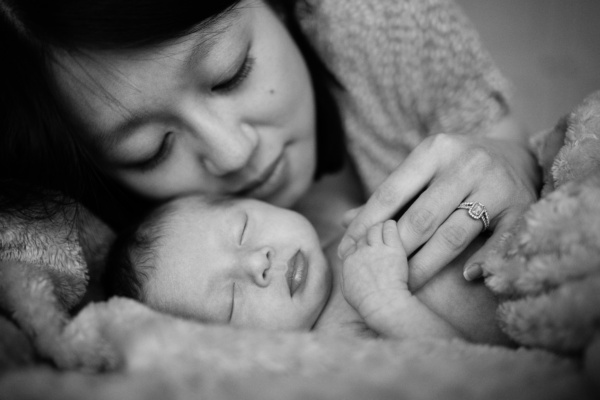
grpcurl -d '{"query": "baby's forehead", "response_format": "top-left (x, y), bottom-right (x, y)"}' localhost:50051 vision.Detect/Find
top-left (160, 195), bottom-right (243, 233)
top-left (145, 197), bottom-right (239, 321)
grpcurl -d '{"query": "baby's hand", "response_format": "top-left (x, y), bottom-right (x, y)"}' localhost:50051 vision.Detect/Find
top-left (341, 220), bottom-right (410, 323)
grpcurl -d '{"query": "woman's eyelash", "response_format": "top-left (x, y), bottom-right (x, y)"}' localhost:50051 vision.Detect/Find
top-left (213, 55), bottom-right (255, 92)
top-left (138, 132), bottom-right (173, 171)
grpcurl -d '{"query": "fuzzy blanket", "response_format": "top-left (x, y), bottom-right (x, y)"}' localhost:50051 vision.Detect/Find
top-left (2, 91), bottom-right (600, 399)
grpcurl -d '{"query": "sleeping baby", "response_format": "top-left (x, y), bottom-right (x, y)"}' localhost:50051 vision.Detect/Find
top-left (105, 194), bottom-right (510, 344)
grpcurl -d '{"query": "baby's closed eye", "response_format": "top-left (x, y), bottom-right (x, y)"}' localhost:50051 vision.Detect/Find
top-left (229, 282), bottom-right (236, 322)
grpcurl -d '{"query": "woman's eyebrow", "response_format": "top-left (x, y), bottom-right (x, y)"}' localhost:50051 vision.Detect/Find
top-left (187, 26), bottom-right (228, 68)
top-left (96, 34), bottom-right (225, 151)
top-left (187, 7), bottom-right (244, 67)
top-left (96, 10), bottom-right (245, 151)
top-left (97, 40), bottom-right (224, 150)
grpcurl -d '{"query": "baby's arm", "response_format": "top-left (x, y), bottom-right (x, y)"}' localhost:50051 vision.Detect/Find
top-left (341, 221), bottom-right (463, 340)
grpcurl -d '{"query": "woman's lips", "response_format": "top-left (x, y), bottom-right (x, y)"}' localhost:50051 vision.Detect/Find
top-left (287, 249), bottom-right (308, 297)
top-left (236, 154), bottom-right (285, 199)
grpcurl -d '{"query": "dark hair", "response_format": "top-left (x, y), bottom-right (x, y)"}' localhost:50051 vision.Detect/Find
top-left (104, 194), bottom-right (229, 302)
top-left (103, 201), bottom-right (176, 300)
top-left (1, 0), bottom-right (344, 228)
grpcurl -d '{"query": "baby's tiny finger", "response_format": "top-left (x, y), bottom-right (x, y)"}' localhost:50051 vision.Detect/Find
top-left (342, 241), bottom-right (358, 259)
top-left (382, 220), bottom-right (402, 247)
top-left (366, 222), bottom-right (384, 245)
top-left (338, 236), bottom-right (356, 260)
top-left (356, 235), bottom-right (369, 249)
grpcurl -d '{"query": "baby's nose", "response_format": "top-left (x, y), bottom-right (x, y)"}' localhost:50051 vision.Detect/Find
top-left (245, 246), bottom-right (273, 287)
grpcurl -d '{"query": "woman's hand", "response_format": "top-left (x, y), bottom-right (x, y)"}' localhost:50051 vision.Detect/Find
top-left (341, 220), bottom-right (409, 323)
top-left (338, 131), bottom-right (540, 290)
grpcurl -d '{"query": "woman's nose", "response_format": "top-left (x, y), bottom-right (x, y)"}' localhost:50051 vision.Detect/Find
top-left (243, 246), bottom-right (273, 287)
top-left (197, 122), bottom-right (259, 177)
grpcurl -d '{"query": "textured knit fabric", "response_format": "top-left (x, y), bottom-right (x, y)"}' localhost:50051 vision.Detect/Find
top-left (298, 0), bottom-right (511, 195)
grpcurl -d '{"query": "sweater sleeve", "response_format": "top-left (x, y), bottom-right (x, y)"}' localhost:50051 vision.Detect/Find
top-left (298, 0), bottom-right (512, 195)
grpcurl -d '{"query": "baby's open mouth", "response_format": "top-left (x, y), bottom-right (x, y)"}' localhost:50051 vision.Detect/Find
top-left (287, 249), bottom-right (308, 297)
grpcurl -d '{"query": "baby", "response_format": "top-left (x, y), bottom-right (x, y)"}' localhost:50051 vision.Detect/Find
top-left (106, 194), bottom-right (510, 344)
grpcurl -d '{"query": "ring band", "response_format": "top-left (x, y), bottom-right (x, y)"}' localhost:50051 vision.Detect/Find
top-left (457, 201), bottom-right (489, 232)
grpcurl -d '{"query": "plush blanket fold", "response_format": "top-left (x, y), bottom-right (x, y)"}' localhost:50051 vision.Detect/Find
top-left (0, 298), bottom-right (594, 400)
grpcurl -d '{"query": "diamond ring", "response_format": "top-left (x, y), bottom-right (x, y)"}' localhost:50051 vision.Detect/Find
top-left (456, 201), bottom-right (489, 232)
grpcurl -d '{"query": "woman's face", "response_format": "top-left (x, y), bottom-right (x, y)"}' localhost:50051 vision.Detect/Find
top-left (54, 0), bottom-right (316, 208)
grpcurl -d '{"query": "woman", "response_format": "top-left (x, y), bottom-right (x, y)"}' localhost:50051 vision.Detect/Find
top-left (0, 0), bottom-right (539, 289)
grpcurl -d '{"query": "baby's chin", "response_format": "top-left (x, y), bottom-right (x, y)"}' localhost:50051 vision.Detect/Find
top-left (308, 263), bottom-right (334, 330)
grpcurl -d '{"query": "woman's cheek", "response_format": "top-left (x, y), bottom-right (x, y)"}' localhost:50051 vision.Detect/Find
top-left (112, 153), bottom-right (197, 200)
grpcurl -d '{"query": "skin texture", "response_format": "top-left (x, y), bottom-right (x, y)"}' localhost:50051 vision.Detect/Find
top-left (341, 221), bottom-right (509, 343)
top-left (144, 196), bottom-right (332, 330)
top-left (53, 0), bottom-right (316, 209)
top-left (50, 0), bottom-right (539, 289)
top-left (339, 121), bottom-right (540, 288)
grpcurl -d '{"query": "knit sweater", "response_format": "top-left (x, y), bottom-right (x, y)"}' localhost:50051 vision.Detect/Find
top-left (298, 0), bottom-right (511, 195)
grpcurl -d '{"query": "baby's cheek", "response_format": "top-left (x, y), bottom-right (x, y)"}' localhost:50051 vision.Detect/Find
top-left (230, 292), bottom-right (287, 330)
top-left (233, 307), bottom-right (290, 330)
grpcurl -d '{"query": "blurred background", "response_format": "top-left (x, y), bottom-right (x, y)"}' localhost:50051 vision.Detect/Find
top-left (457, 0), bottom-right (600, 133)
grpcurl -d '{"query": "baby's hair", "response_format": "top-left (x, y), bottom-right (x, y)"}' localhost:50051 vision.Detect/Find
top-left (104, 201), bottom-right (179, 301)
top-left (104, 194), bottom-right (228, 302)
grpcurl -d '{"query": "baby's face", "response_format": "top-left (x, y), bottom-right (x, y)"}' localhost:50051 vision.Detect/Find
top-left (146, 196), bottom-right (332, 330)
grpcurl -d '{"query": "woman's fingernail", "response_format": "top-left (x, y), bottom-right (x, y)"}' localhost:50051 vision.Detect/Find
top-left (338, 237), bottom-right (355, 259)
top-left (463, 263), bottom-right (483, 281)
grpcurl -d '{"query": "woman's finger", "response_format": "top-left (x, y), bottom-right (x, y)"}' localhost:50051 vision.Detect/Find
top-left (341, 206), bottom-right (363, 228)
top-left (462, 207), bottom-right (526, 280)
top-left (406, 196), bottom-right (497, 290)
top-left (338, 147), bottom-right (438, 259)
top-left (395, 176), bottom-right (470, 256)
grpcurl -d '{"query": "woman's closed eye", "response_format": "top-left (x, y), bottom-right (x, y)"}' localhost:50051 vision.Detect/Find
top-left (136, 131), bottom-right (174, 171)
top-left (212, 52), bottom-right (255, 93)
